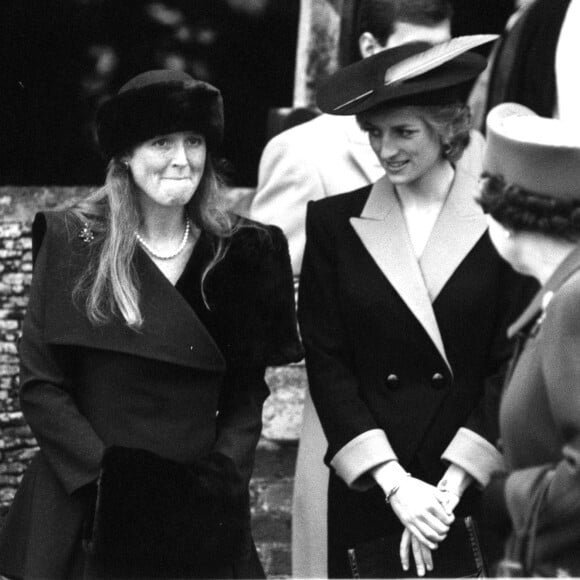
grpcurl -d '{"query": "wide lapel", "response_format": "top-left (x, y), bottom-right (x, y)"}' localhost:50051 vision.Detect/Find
top-left (350, 176), bottom-right (451, 371)
top-left (45, 240), bottom-right (225, 372)
top-left (508, 244), bottom-right (580, 338)
top-left (342, 116), bottom-right (384, 184)
top-left (135, 247), bottom-right (226, 369)
top-left (419, 169), bottom-right (488, 301)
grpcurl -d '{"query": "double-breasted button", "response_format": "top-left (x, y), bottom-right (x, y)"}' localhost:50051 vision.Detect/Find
top-left (431, 372), bottom-right (445, 389)
top-left (385, 374), bottom-right (400, 389)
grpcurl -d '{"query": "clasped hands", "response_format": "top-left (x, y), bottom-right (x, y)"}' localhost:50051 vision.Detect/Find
top-left (391, 476), bottom-right (459, 576)
top-left (373, 462), bottom-right (469, 577)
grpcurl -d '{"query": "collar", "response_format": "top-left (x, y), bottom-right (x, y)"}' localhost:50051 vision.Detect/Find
top-left (508, 243), bottom-right (580, 338)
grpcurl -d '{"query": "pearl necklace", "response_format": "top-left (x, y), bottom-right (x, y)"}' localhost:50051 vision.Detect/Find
top-left (136, 219), bottom-right (191, 260)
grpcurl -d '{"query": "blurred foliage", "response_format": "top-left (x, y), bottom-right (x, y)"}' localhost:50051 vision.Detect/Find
top-left (0, 0), bottom-right (298, 186)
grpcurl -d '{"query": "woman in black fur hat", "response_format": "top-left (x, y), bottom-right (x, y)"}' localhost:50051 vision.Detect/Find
top-left (0, 69), bottom-right (302, 579)
top-left (298, 38), bottom-right (538, 577)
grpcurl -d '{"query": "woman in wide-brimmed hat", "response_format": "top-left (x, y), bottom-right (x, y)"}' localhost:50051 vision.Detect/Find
top-left (0, 69), bottom-right (303, 579)
top-left (298, 38), bottom-right (538, 577)
top-left (479, 103), bottom-right (580, 577)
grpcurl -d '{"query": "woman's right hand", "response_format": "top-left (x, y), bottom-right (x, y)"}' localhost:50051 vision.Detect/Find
top-left (388, 476), bottom-right (454, 548)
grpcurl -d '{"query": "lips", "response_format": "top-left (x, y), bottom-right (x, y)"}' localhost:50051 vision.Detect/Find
top-left (385, 160), bottom-right (408, 172)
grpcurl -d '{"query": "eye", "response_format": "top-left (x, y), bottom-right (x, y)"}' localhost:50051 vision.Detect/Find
top-left (151, 137), bottom-right (170, 147)
top-left (397, 128), bottom-right (418, 138)
top-left (186, 135), bottom-right (205, 147)
top-left (361, 125), bottom-right (381, 139)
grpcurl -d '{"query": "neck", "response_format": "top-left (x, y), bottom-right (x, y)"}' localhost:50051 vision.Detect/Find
top-left (516, 234), bottom-right (577, 285)
top-left (396, 159), bottom-right (455, 207)
top-left (139, 205), bottom-right (188, 242)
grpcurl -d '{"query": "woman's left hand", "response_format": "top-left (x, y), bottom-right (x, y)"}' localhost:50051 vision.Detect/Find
top-left (400, 528), bottom-right (434, 577)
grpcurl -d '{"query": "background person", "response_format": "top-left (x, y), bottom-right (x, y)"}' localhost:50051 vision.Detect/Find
top-left (479, 103), bottom-right (580, 577)
top-left (470, 0), bottom-right (579, 133)
top-left (0, 69), bottom-right (302, 579)
top-left (299, 39), bottom-right (537, 578)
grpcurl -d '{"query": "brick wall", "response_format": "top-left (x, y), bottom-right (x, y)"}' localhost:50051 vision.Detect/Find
top-left (0, 187), bottom-right (306, 578)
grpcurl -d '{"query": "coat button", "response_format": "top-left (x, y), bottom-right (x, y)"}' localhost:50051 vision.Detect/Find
top-left (385, 374), bottom-right (400, 389)
top-left (431, 373), bottom-right (445, 389)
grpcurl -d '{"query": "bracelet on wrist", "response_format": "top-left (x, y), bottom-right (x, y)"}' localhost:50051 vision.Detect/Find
top-left (385, 471), bottom-right (411, 504)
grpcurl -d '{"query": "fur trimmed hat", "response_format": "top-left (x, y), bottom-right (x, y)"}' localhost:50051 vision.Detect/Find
top-left (317, 35), bottom-right (497, 115)
top-left (96, 69), bottom-right (224, 160)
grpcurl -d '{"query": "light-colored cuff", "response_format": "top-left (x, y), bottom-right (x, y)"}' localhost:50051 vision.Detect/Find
top-left (330, 429), bottom-right (397, 491)
top-left (441, 427), bottom-right (504, 487)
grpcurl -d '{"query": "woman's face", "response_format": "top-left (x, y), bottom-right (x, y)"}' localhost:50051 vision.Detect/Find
top-left (359, 107), bottom-right (444, 187)
top-left (127, 131), bottom-right (207, 209)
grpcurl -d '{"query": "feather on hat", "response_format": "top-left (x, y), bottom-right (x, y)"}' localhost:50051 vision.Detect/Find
top-left (317, 35), bottom-right (497, 115)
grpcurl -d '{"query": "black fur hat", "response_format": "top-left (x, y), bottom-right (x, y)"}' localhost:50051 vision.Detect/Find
top-left (96, 69), bottom-right (224, 160)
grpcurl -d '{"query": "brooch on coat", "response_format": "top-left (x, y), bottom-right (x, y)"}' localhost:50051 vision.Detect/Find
top-left (78, 222), bottom-right (95, 244)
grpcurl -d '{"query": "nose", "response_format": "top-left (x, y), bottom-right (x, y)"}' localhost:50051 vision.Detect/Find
top-left (170, 140), bottom-right (188, 166)
top-left (380, 135), bottom-right (399, 159)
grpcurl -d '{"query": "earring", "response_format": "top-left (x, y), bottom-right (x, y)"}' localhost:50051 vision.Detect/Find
top-left (442, 143), bottom-right (452, 157)
top-left (121, 160), bottom-right (129, 170)
top-left (504, 228), bottom-right (512, 239)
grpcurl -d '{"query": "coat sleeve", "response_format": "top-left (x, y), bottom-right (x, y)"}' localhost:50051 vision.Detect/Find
top-left (19, 212), bottom-right (105, 495)
top-left (505, 276), bottom-right (580, 536)
top-left (442, 258), bottom-right (538, 487)
top-left (213, 367), bottom-right (270, 485)
top-left (209, 223), bottom-right (302, 483)
top-left (249, 129), bottom-right (327, 277)
top-left (299, 201), bottom-right (397, 490)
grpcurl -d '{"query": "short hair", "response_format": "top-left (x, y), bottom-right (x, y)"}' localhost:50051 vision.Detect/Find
top-left (355, 0), bottom-right (453, 43)
top-left (478, 173), bottom-right (580, 241)
top-left (356, 102), bottom-right (471, 163)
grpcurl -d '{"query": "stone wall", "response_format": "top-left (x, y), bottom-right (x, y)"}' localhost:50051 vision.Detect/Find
top-left (0, 187), bottom-right (306, 578)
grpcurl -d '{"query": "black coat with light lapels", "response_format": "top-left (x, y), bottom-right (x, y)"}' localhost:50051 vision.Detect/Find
top-left (0, 210), bottom-right (302, 579)
top-left (298, 170), bottom-right (538, 576)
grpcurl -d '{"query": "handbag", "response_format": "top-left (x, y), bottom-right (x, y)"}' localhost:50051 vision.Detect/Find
top-left (84, 446), bottom-right (250, 578)
top-left (347, 516), bottom-right (487, 578)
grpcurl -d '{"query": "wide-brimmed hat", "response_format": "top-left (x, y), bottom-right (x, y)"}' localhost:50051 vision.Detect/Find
top-left (484, 103), bottom-right (580, 201)
top-left (96, 69), bottom-right (224, 160)
top-left (317, 35), bottom-right (497, 115)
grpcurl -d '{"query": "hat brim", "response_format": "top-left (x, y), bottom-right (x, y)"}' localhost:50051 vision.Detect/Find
top-left (317, 40), bottom-right (488, 115)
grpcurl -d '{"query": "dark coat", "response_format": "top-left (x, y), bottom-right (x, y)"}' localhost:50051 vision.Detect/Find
top-left (298, 173), bottom-right (537, 577)
top-left (0, 210), bottom-right (302, 579)
top-left (485, 0), bottom-right (571, 121)
top-left (484, 246), bottom-right (580, 576)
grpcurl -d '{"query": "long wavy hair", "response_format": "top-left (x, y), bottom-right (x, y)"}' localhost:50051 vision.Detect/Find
top-left (70, 154), bottom-right (236, 330)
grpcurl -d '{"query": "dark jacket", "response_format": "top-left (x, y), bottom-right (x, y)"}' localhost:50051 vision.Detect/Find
top-left (0, 210), bottom-right (302, 579)
top-left (298, 173), bottom-right (537, 577)
top-left (485, 0), bottom-right (571, 122)
top-left (484, 246), bottom-right (580, 577)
